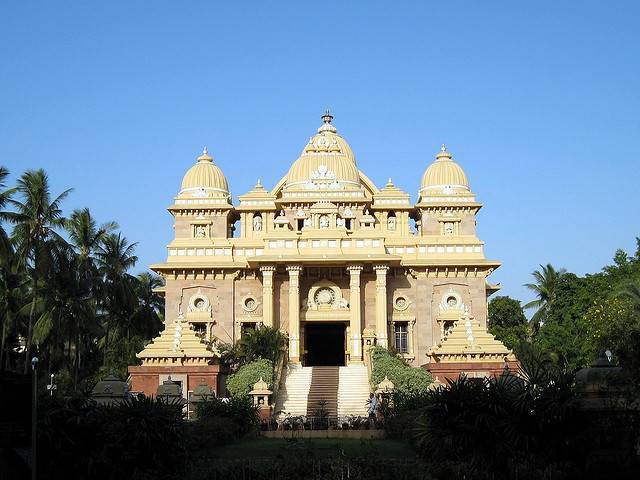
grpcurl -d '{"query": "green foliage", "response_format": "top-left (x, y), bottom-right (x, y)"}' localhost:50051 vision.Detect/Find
top-left (0, 165), bottom-right (164, 389)
top-left (370, 346), bottom-right (432, 402)
top-left (195, 395), bottom-right (259, 436)
top-left (226, 326), bottom-right (287, 367)
top-left (38, 395), bottom-right (185, 480)
top-left (226, 358), bottom-right (274, 398)
top-left (488, 295), bottom-right (528, 328)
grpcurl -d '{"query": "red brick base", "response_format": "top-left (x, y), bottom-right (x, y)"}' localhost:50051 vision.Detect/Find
top-left (423, 361), bottom-right (520, 383)
top-left (128, 364), bottom-right (227, 397)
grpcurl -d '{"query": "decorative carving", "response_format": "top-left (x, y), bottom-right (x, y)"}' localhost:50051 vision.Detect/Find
top-left (253, 214), bottom-right (263, 231)
top-left (393, 295), bottom-right (411, 312)
top-left (387, 215), bottom-right (396, 231)
top-left (241, 295), bottom-right (260, 313)
top-left (439, 289), bottom-right (466, 313)
top-left (319, 214), bottom-right (330, 229)
top-left (195, 225), bottom-right (206, 238)
top-left (305, 280), bottom-right (348, 311)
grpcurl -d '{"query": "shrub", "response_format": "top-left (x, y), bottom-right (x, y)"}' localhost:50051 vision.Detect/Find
top-left (370, 346), bottom-right (432, 400)
top-left (226, 358), bottom-right (273, 398)
top-left (195, 395), bottom-right (259, 436)
top-left (38, 395), bottom-right (185, 480)
top-left (184, 416), bottom-right (241, 449)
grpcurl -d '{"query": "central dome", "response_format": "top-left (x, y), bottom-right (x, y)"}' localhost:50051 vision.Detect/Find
top-left (285, 112), bottom-right (361, 190)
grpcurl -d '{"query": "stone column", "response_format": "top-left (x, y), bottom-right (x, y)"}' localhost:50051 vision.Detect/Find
top-left (260, 266), bottom-right (276, 327)
top-left (286, 265), bottom-right (302, 363)
top-left (408, 319), bottom-right (416, 356)
top-left (374, 265), bottom-right (389, 348)
top-left (347, 265), bottom-right (363, 363)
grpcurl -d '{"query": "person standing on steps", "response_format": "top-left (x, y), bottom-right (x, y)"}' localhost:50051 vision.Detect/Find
top-left (368, 392), bottom-right (377, 426)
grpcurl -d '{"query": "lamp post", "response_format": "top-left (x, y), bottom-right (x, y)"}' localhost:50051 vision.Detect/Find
top-left (31, 356), bottom-right (38, 480)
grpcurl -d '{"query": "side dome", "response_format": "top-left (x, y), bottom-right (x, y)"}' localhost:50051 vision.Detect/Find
top-left (179, 148), bottom-right (230, 197)
top-left (420, 145), bottom-right (470, 195)
top-left (285, 112), bottom-right (361, 190)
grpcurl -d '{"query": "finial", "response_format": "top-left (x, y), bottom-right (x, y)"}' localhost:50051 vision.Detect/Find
top-left (440, 144), bottom-right (446, 152)
top-left (203, 146), bottom-right (208, 155)
top-left (321, 109), bottom-right (334, 124)
top-left (256, 178), bottom-right (262, 186)
top-left (388, 177), bottom-right (393, 184)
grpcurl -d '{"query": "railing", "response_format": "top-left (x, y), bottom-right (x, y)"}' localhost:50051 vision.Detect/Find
top-left (263, 414), bottom-right (378, 431)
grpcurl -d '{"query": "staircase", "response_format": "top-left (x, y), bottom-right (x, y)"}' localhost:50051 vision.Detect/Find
top-left (306, 367), bottom-right (339, 417)
top-left (275, 363), bottom-right (312, 416)
top-left (275, 364), bottom-right (371, 418)
top-left (337, 364), bottom-right (370, 417)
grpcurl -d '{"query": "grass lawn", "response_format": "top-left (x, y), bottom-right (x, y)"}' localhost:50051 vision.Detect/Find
top-left (208, 437), bottom-right (414, 460)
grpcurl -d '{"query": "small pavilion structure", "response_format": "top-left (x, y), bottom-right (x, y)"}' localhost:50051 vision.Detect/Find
top-left (128, 314), bottom-right (226, 398)
top-left (426, 309), bottom-right (518, 380)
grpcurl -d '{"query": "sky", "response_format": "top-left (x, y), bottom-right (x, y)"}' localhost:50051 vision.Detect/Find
top-left (1, 1), bottom-right (639, 306)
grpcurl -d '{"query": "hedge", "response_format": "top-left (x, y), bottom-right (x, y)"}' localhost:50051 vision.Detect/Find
top-left (370, 346), bottom-right (432, 398)
top-left (226, 358), bottom-right (274, 398)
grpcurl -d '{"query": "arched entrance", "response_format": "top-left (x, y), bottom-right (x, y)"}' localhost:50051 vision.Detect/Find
top-left (303, 322), bottom-right (346, 366)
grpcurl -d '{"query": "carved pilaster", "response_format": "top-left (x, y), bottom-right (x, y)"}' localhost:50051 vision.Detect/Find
top-left (286, 265), bottom-right (302, 363)
top-left (374, 264), bottom-right (389, 348)
top-left (260, 265), bottom-right (276, 327)
top-left (347, 265), bottom-right (364, 362)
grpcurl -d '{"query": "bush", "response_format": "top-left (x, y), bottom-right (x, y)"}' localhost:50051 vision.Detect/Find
top-left (38, 395), bottom-right (185, 480)
top-left (185, 416), bottom-right (241, 449)
top-left (370, 346), bottom-right (432, 400)
top-left (195, 395), bottom-right (259, 436)
top-left (226, 358), bottom-right (273, 398)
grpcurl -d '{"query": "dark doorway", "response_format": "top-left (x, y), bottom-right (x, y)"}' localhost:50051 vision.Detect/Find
top-left (304, 323), bottom-right (345, 366)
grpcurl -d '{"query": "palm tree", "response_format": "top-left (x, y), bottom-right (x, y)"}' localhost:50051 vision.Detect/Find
top-left (523, 264), bottom-right (566, 331)
top-left (0, 234), bottom-right (27, 371)
top-left (131, 272), bottom-right (164, 339)
top-left (8, 169), bottom-right (72, 372)
top-left (0, 167), bottom-right (16, 239)
top-left (65, 208), bottom-right (117, 385)
top-left (96, 233), bottom-right (138, 367)
top-left (617, 281), bottom-right (640, 312)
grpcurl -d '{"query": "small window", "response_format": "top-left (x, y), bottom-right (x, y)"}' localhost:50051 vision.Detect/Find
top-left (297, 219), bottom-right (304, 231)
top-left (241, 322), bottom-right (257, 336)
top-left (394, 322), bottom-right (408, 353)
top-left (345, 218), bottom-right (352, 230)
top-left (193, 323), bottom-right (207, 336)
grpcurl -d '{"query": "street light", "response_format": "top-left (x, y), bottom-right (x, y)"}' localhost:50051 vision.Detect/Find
top-left (31, 356), bottom-right (38, 480)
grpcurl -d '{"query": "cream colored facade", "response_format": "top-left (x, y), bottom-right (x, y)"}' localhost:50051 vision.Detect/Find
top-left (151, 112), bottom-right (504, 368)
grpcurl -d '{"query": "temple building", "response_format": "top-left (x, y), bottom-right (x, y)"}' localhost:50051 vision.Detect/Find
top-left (129, 112), bottom-right (516, 413)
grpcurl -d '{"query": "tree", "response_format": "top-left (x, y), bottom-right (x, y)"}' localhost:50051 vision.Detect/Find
top-left (96, 233), bottom-right (138, 367)
top-left (488, 295), bottom-right (529, 351)
top-left (524, 263), bottom-right (566, 331)
top-left (233, 326), bottom-right (287, 367)
top-left (8, 169), bottom-right (72, 372)
top-left (0, 233), bottom-right (26, 370)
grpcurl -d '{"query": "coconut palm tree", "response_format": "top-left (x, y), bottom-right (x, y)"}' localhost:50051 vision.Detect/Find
top-left (617, 281), bottom-right (640, 312)
top-left (0, 167), bottom-right (16, 239)
top-left (8, 169), bottom-right (72, 372)
top-left (523, 264), bottom-right (566, 331)
top-left (96, 233), bottom-right (138, 366)
top-left (0, 233), bottom-right (27, 370)
top-left (131, 272), bottom-right (164, 339)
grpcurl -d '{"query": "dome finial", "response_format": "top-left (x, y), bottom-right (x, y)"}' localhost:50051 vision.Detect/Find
top-left (441, 144), bottom-right (447, 152)
top-left (197, 147), bottom-right (213, 162)
top-left (321, 109), bottom-right (333, 124)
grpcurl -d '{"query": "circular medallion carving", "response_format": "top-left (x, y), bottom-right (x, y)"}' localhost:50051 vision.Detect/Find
top-left (394, 296), bottom-right (409, 311)
top-left (241, 295), bottom-right (259, 313)
top-left (314, 287), bottom-right (335, 306)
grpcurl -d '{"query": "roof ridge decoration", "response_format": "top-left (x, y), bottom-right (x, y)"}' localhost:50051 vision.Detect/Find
top-left (137, 314), bottom-right (219, 365)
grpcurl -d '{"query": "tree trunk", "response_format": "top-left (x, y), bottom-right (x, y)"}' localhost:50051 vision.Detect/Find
top-left (24, 247), bottom-right (38, 374)
top-left (0, 309), bottom-right (7, 373)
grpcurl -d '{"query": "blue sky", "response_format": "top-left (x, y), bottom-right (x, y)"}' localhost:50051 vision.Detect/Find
top-left (1, 1), bottom-right (639, 306)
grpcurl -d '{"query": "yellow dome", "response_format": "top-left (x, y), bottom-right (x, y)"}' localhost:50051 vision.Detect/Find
top-left (420, 145), bottom-right (470, 195)
top-left (285, 112), bottom-right (361, 190)
top-left (179, 148), bottom-right (230, 196)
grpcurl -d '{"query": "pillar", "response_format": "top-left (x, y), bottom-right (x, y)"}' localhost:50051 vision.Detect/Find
top-left (287, 265), bottom-right (302, 363)
top-left (260, 265), bottom-right (276, 327)
top-left (408, 319), bottom-right (416, 356)
top-left (374, 264), bottom-right (389, 348)
top-left (347, 265), bottom-right (363, 363)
